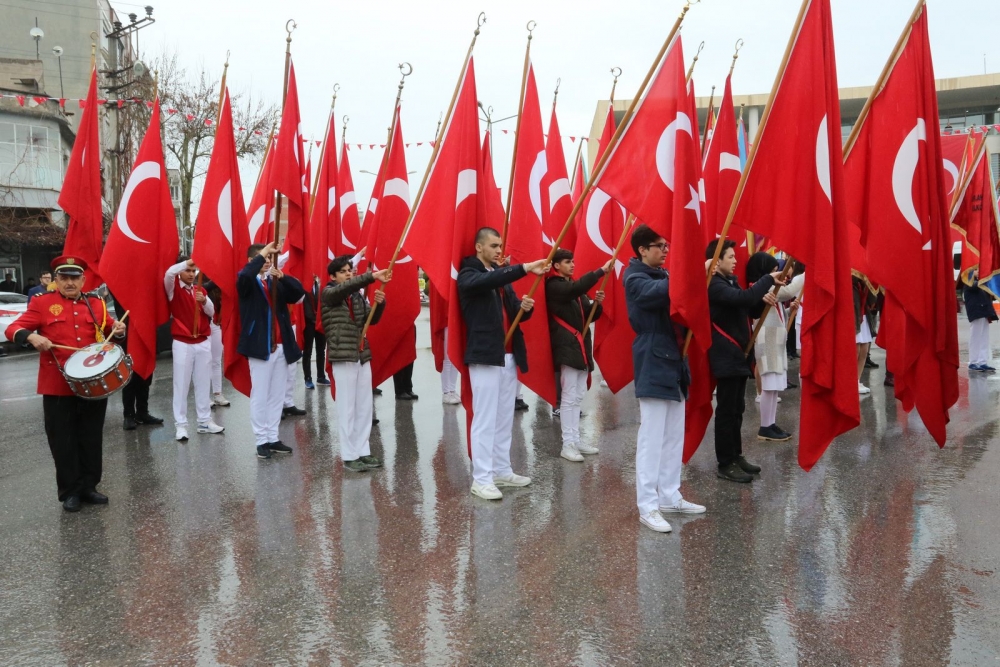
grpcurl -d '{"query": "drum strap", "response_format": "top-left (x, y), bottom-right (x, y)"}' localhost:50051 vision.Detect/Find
top-left (78, 296), bottom-right (106, 343)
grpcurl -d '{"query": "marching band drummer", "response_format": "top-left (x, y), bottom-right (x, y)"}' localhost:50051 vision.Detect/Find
top-left (3, 256), bottom-right (126, 513)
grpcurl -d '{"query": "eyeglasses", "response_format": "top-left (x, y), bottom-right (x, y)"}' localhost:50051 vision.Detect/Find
top-left (645, 242), bottom-right (667, 251)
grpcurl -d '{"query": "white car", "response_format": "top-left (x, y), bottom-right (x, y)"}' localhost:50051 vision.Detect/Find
top-left (0, 291), bottom-right (29, 343)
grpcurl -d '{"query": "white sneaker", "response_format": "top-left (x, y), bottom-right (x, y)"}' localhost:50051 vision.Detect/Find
top-left (660, 498), bottom-right (706, 514)
top-left (442, 391), bottom-right (461, 405)
top-left (859, 382), bottom-right (871, 395)
top-left (470, 482), bottom-right (503, 500)
top-left (560, 446), bottom-right (584, 462)
top-left (639, 510), bottom-right (672, 533)
top-left (493, 473), bottom-right (531, 488)
top-left (197, 421), bottom-right (225, 434)
top-left (576, 442), bottom-right (599, 455)
top-left (175, 426), bottom-right (189, 442)
top-left (211, 393), bottom-right (231, 407)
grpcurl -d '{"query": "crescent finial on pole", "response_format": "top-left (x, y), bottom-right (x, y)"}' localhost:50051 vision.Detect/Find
top-left (476, 12), bottom-right (486, 33)
top-left (332, 83), bottom-right (340, 109)
top-left (609, 67), bottom-right (622, 105)
top-left (552, 77), bottom-right (561, 108)
top-left (686, 40), bottom-right (705, 82)
top-left (526, 19), bottom-right (537, 38)
top-left (729, 38), bottom-right (744, 76)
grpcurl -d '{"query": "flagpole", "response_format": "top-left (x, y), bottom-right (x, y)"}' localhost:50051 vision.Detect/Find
top-left (743, 258), bottom-right (796, 355)
top-left (950, 132), bottom-right (988, 222)
top-left (701, 85), bottom-right (715, 152)
top-left (504, 0), bottom-right (697, 346)
top-left (685, 41), bottom-right (705, 83)
top-left (356, 13), bottom-right (488, 347)
top-left (842, 0), bottom-right (925, 160)
top-left (307, 86), bottom-right (338, 224)
top-left (500, 20), bottom-right (538, 259)
top-left (270, 19), bottom-right (296, 342)
top-left (583, 214), bottom-right (637, 331)
top-left (569, 140), bottom-right (584, 190)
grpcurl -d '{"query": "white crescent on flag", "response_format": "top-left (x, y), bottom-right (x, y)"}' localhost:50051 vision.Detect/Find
top-left (116, 161), bottom-right (158, 244)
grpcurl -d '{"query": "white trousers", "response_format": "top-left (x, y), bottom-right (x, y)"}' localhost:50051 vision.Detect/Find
top-left (559, 366), bottom-right (588, 447)
top-left (248, 350), bottom-right (287, 445)
top-left (469, 355), bottom-right (518, 486)
top-left (172, 339), bottom-right (213, 428)
top-left (759, 389), bottom-right (779, 427)
top-left (970, 318), bottom-right (991, 366)
top-left (284, 360), bottom-right (297, 407)
top-left (332, 361), bottom-right (374, 461)
top-left (209, 323), bottom-right (223, 394)
top-left (636, 397), bottom-right (685, 514)
top-left (441, 327), bottom-right (458, 394)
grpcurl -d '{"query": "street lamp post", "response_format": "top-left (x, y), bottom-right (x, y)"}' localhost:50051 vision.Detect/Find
top-left (52, 46), bottom-right (64, 99)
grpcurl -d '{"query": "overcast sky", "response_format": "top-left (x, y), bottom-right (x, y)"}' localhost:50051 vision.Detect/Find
top-left (129, 0), bottom-right (999, 208)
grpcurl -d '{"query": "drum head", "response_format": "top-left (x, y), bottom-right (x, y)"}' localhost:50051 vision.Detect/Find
top-left (63, 342), bottom-right (124, 379)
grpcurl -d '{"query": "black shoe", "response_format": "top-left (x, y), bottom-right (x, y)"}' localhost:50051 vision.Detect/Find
top-left (123, 417), bottom-right (137, 431)
top-left (788, 351), bottom-right (800, 360)
top-left (717, 462), bottom-right (753, 483)
top-left (772, 424), bottom-right (793, 439)
top-left (135, 413), bottom-right (164, 425)
top-left (396, 392), bottom-right (418, 400)
top-left (62, 495), bottom-right (82, 512)
top-left (884, 373), bottom-right (895, 387)
top-left (282, 406), bottom-right (306, 417)
top-left (373, 387), bottom-right (383, 396)
top-left (81, 490), bottom-right (108, 505)
top-left (372, 417), bottom-right (380, 425)
top-left (736, 456), bottom-right (762, 474)
top-left (267, 441), bottom-right (293, 455)
top-left (256, 445), bottom-right (272, 460)
top-left (359, 455), bottom-right (383, 468)
top-left (865, 357), bottom-right (879, 369)
top-left (514, 398), bottom-right (529, 411)
top-left (757, 425), bottom-right (791, 442)
top-left (786, 380), bottom-right (798, 389)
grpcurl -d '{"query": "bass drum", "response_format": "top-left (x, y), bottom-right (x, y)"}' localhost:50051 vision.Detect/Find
top-left (61, 342), bottom-right (133, 399)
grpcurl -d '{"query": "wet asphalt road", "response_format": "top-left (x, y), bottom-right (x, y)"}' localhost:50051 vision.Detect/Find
top-left (1, 311), bottom-right (998, 666)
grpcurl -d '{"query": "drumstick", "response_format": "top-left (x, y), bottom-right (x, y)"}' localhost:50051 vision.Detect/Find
top-left (118, 310), bottom-right (130, 324)
top-left (50, 344), bottom-right (84, 352)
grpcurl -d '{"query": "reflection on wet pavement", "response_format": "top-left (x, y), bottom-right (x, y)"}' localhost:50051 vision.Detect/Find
top-left (1, 315), bottom-right (998, 665)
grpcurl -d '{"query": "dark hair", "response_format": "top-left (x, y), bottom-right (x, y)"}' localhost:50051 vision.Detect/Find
top-left (248, 243), bottom-right (265, 259)
top-left (553, 248), bottom-right (573, 263)
top-left (475, 227), bottom-right (501, 245)
top-left (705, 238), bottom-right (737, 260)
top-left (177, 254), bottom-right (191, 264)
top-left (745, 252), bottom-right (778, 284)
top-left (39, 271), bottom-right (51, 278)
top-left (328, 254), bottom-right (354, 276)
top-left (630, 223), bottom-right (664, 257)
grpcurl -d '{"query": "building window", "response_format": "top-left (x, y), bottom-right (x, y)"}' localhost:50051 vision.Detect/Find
top-left (0, 121), bottom-right (62, 189)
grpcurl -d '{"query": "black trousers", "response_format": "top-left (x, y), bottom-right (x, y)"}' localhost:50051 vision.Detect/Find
top-left (393, 362), bottom-right (414, 396)
top-left (121, 373), bottom-right (151, 418)
top-left (43, 395), bottom-right (108, 500)
top-left (714, 376), bottom-right (748, 467)
top-left (302, 327), bottom-right (327, 382)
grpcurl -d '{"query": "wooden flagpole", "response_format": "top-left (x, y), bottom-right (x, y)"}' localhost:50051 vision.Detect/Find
top-left (681, 0), bottom-right (809, 357)
top-left (499, 20), bottom-right (537, 259)
top-left (504, 0), bottom-right (697, 346)
top-left (569, 139), bottom-right (585, 191)
top-left (743, 258), bottom-right (796, 355)
top-left (307, 86), bottom-right (338, 225)
top-left (355, 13), bottom-right (488, 346)
top-left (582, 214), bottom-right (637, 331)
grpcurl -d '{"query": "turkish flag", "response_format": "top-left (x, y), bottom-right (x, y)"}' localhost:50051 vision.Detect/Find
top-left (504, 63), bottom-right (557, 407)
top-left (844, 3), bottom-right (958, 447)
top-left (309, 111), bottom-right (340, 286)
top-left (271, 62), bottom-right (307, 283)
top-left (247, 140), bottom-right (276, 245)
top-left (541, 105), bottom-right (575, 251)
top-left (403, 56), bottom-right (481, 453)
top-left (100, 99), bottom-right (178, 378)
top-left (60, 68), bottom-right (104, 288)
top-left (191, 89), bottom-right (251, 396)
top-left (953, 142), bottom-right (1000, 284)
top-left (732, 0), bottom-right (860, 470)
top-left (429, 285), bottom-right (448, 373)
top-left (702, 75), bottom-right (747, 253)
top-left (356, 134), bottom-right (390, 276)
top-left (337, 142), bottom-right (362, 254)
top-left (365, 108), bottom-right (419, 387)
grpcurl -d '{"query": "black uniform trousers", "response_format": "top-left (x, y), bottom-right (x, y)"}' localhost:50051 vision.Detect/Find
top-left (392, 362), bottom-right (414, 396)
top-left (121, 373), bottom-right (151, 418)
top-left (302, 327), bottom-right (327, 382)
top-left (714, 376), bottom-right (748, 467)
top-left (43, 395), bottom-right (107, 500)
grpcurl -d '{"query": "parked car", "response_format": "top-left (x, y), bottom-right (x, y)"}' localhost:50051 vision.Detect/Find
top-left (0, 292), bottom-right (29, 343)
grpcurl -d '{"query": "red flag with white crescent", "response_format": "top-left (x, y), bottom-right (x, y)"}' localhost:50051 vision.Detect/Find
top-left (100, 100), bottom-right (178, 378)
top-left (541, 104), bottom-right (575, 251)
top-left (191, 89), bottom-right (251, 396)
top-left (247, 141), bottom-right (276, 245)
top-left (309, 111), bottom-right (340, 285)
top-left (338, 142), bottom-right (361, 254)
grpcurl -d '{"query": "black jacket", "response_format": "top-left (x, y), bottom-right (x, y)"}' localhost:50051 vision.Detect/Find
top-left (236, 255), bottom-right (306, 363)
top-left (707, 272), bottom-right (774, 379)
top-left (457, 256), bottom-right (532, 372)
top-left (545, 269), bottom-right (604, 371)
top-left (964, 282), bottom-right (998, 322)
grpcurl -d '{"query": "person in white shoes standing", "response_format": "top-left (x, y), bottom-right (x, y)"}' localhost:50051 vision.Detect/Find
top-left (622, 224), bottom-right (705, 533)
top-left (545, 248), bottom-right (612, 462)
top-left (457, 227), bottom-right (549, 501)
top-left (164, 257), bottom-right (224, 441)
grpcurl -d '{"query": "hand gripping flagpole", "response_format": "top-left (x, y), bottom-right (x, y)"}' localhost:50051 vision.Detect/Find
top-left (499, 20), bottom-right (537, 259)
top-left (743, 257), bottom-right (796, 356)
top-left (682, 0), bottom-right (808, 357)
top-left (357, 13), bottom-right (488, 348)
top-left (504, 0), bottom-right (698, 347)
top-left (357, 62), bottom-right (412, 348)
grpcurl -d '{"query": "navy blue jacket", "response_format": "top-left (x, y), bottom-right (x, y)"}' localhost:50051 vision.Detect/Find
top-left (707, 272), bottom-right (774, 379)
top-left (964, 282), bottom-right (998, 322)
top-left (457, 256), bottom-right (532, 372)
top-left (623, 258), bottom-right (689, 401)
top-left (236, 255), bottom-right (306, 363)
